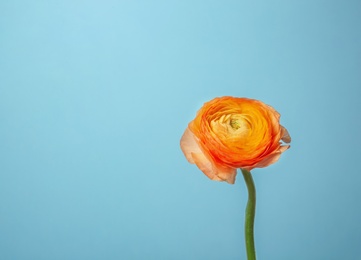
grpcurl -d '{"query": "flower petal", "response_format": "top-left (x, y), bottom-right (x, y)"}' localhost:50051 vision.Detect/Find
top-left (180, 127), bottom-right (202, 164)
top-left (191, 152), bottom-right (222, 181)
top-left (250, 144), bottom-right (290, 169)
top-left (213, 164), bottom-right (237, 184)
top-left (281, 125), bottom-right (291, 143)
top-left (181, 96), bottom-right (291, 183)
top-left (251, 152), bottom-right (282, 169)
top-left (181, 127), bottom-right (237, 184)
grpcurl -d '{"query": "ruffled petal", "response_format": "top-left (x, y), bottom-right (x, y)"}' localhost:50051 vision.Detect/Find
top-left (281, 125), bottom-right (291, 143)
top-left (180, 127), bottom-right (202, 164)
top-left (213, 164), bottom-right (237, 184)
top-left (249, 144), bottom-right (290, 170)
top-left (181, 127), bottom-right (237, 184)
top-left (250, 152), bottom-right (282, 169)
top-left (181, 97), bottom-right (291, 183)
top-left (191, 152), bottom-right (222, 181)
top-left (278, 144), bottom-right (290, 153)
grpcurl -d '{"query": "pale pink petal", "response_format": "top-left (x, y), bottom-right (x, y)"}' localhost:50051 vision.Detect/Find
top-left (180, 127), bottom-right (237, 184)
top-left (180, 128), bottom-right (202, 164)
top-left (191, 152), bottom-right (222, 181)
top-left (213, 165), bottom-right (237, 184)
top-left (180, 128), bottom-right (220, 180)
top-left (278, 144), bottom-right (290, 153)
top-left (192, 153), bottom-right (237, 184)
top-left (281, 126), bottom-right (291, 143)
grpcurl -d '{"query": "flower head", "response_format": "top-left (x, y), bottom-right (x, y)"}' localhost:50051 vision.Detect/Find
top-left (180, 96), bottom-right (291, 184)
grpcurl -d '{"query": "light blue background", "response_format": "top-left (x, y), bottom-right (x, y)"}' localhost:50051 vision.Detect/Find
top-left (1, 1), bottom-right (360, 259)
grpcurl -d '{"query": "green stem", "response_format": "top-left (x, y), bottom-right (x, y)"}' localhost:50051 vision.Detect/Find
top-left (241, 169), bottom-right (257, 260)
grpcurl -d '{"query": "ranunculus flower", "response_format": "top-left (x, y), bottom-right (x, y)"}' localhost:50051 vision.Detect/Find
top-left (180, 96), bottom-right (291, 184)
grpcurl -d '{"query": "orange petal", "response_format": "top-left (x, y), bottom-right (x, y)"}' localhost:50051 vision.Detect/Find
top-left (250, 144), bottom-right (290, 169)
top-left (250, 152), bottom-right (282, 169)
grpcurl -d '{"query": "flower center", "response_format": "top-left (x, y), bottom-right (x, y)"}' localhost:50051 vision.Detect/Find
top-left (210, 114), bottom-right (250, 139)
top-left (230, 119), bottom-right (241, 130)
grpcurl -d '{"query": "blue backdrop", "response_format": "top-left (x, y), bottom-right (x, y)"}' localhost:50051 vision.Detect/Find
top-left (1, 1), bottom-right (360, 259)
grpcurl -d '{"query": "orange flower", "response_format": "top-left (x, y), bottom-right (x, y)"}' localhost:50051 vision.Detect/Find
top-left (180, 96), bottom-right (291, 184)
